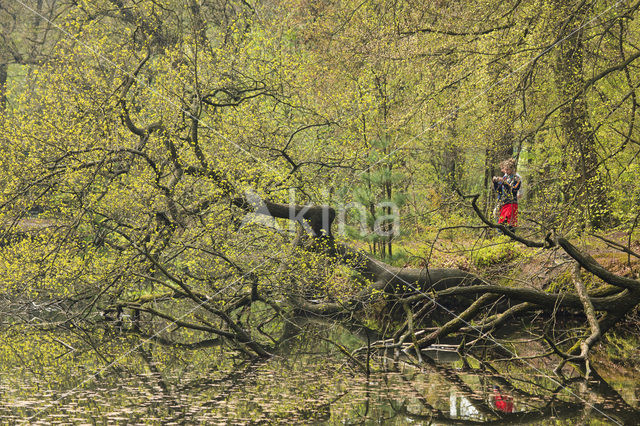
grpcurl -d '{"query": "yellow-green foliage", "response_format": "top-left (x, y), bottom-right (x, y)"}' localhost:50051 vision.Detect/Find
top-left (471, 239), bottom-right (521, 267)
top-left (545, 269), bottom-right (574, 293)
top-left (1, 3), bottom-right (640, 410)
top-left (604, 331), bottom-right (640, 366)
top-left (545, 268), bottom-right (604, 293)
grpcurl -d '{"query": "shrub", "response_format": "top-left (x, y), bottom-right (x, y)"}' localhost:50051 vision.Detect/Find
top-left (472, 239), bottom-right (520, 267)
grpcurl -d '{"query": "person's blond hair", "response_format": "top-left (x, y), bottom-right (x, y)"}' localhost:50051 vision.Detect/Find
top-left (500, 158), bottom-right (516, 171)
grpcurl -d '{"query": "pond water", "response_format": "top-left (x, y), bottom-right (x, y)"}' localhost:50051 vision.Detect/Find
top-left (0, 333), bottom-right (638, 425)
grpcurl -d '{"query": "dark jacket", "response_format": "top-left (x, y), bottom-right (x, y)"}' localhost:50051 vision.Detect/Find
top-left (494, 173), bottom-right (521, 205)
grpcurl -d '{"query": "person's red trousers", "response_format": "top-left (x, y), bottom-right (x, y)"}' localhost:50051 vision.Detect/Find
top-left (498, 203), bottom-right (518, 227)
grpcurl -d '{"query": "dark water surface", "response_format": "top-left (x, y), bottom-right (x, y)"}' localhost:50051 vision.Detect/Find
top-left (0, 344), bottom-right (638, 425)
top-left (0, 318), bottom-right (637, 425)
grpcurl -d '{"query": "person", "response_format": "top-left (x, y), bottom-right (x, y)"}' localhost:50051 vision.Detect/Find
top-left (492, 158), bottom-right (521, 232)
top-left (493, 386), bottom-right (514, 413)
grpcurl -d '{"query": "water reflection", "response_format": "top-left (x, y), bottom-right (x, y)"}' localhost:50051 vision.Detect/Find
top-left (450, 390), bottom-right (480, 419)
top-left (492, 386), bottom-right (514, 413)
top-left (0, 323), bottom-right (638, 424)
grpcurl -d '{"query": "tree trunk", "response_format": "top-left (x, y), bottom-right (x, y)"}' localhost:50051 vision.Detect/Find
top-left (442, 105), bottom-right (461, 188)
top-left (0, 63), bottom-right (7, 110)
top-left (553, 1), bottom-right (611, 229)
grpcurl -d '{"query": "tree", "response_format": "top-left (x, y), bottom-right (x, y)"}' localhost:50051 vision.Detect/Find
top-left (552, 0), bottom-right (612, 228)
top-left (0, 0), bottom-right (68, 110)
top-left (1, 1), bottom-right (640, 405)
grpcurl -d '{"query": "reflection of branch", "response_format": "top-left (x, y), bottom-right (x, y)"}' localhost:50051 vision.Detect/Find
top-left (418, 358), bottom-right (497, 417)
top-left (387, 356), bottom-right (636, 425)
top-left (315, 335), bottom-right (367, 373)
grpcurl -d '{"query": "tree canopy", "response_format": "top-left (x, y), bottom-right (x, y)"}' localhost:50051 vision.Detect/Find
top-left (1, 0), bottom-right (640, 422)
